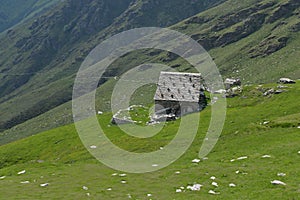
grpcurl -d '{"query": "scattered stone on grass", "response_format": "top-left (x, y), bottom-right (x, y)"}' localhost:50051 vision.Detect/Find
top-left (271, 180), bottom-right (286, 186)
top-left (17, 170), bottom-right (26, 175)
top-left (277, 173), bottom-right (286, 177)
top-left (208, 190), bottom-right (220, 195)
top-left (278, 78), bottom-right (296, 84)
top-left (119, 174), bottom-right (126, 177)
top-left (231, 156), bottom-right (248, 162)
top-left (192, 159), bottom-right (201, 163)
top-left (186, 184), bottom-right (202, 191)
top-left (229, 183), bottom-right (236, 187)
top-left (82, 186), bottom-right (88, 190)
top-left (262, 155), bottom-right (271, 158)
top-left (40, 183), bottom-right (49, 187)
top-left (176, 189), bottom-right (183, 193)
top-left (20, 181), bottom-right (30, 184)
top-left (212, 182), bottom-right (218, 187)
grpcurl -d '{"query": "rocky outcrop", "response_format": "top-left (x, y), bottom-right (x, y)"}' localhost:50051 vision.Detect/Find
top-left (266, 0), bottom-right (300, 23)
top-left (278, 78), bottom-right (296, 84)
top-left (249, 36), bottom-right (289, 58)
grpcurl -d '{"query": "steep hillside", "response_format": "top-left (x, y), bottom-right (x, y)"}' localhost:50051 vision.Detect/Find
top-left (0, 81), bottom-right (299, 199)
top-left (0, 0), bottom-right (60, 33)
top-left (174, 0), bottom-right (300, 83)
top-left (0, 0), bottom-right (224, 132)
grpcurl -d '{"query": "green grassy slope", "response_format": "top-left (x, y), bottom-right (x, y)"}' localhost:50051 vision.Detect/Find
top-left (1, 0), bottom-right (300, 146)
top-left (0, 81), bottom-right (299, 199)
top-left (0, 0), bottom-right (224, 132)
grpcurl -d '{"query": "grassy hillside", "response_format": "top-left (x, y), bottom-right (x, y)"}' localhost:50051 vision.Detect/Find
top-left (0, 0), bottom-right (224, 132)
top-left (0, 81), bottom-right (299, 199)
top-left (1, 0), bottom-right (299, 145)
top-left (173, 0), bottom-right (300, 83)
top-left (0, 0), bottom-right (60, 33)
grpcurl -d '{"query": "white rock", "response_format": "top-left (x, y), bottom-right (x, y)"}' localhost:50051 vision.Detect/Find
top-left (90, 145), bottom-right (97, 149)
top-left (263, 121), bottom-right (269, 125)
top-left (127, 194), bottom-right (132, 199)
top-left (82, 186), bottom-right (88, 190)
top-left (271, 180), bottom-right (286, 186)
top-left (86, 193), bottom-right (90, 197)
top-left (40, 183), bottom-right (49, 187)
top-left (230, 159), bottom-right (236, 162)
top-left (152, 164), bottom-right (158, 167)
top-left (262, 155), bottom-right (271, 158)
top-left (175, 171), bottom-right (181, 174)
top-left (187, 184), bottom-right (202, 191)
top-left (112, 173), bottom-right (118, 176)
top-left (208, 190), bottom-right (220, 195)
top-left (229, 183), bottom-right (236, 187)
top-left (119, 174), bottom-right (127, 177)
top-left (297, 126), bottom-right (300, 129)
top-left (97, 111), bottom-right (103, 115)
top-left (212, 182), bottom-right (218, 187)
top-left (147, 194), bottom-right (152, 197)
top-left (121, 180), bottom-right (127, 184)
top-left (0, 176), bottom-right (6, 180)
top-left (176, 189), bottom-right (182, 193)
top-left (277, 173), bottom-right (286, 177)
top-left (180, 186), bottom-right (185, 190)
top-left (17, 170), bottom-right (26, 175)
top-left (192, 159), bottom-right (201, 163)
top-left (210, 176), bottom-right (216, 180)
top-left (107, 188), bottom-right (112, 191)
top-left (159, 147), bottom-right (164, 150)
top-left (237, 156), bottom-right (248, 160)
top-left (20, 181), bottom-right (30, 184)
top-left (235, 170), bottom-right (240, 174)
top-left (298, 151), bottom-right (300, 154)
top-left (202, 157), bottom-right (208, 160)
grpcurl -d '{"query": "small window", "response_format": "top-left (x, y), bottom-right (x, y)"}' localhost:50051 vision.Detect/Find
top-left (171, 94), bottom-right (174, 98)
top-left (161, 94), bottom-right (164, 98)
top-left (192, 84), bottom-right (195, 88)
top-left (189, 77), bottom-right (192, 82)
top-left (188, 89), bottom-right (191, 94)
top-left (167, 88), bottom-right (171, 92)
top-left (177, 88), bottom-right (180, 93)
top-left (182, 95), bottom-right (185, 99)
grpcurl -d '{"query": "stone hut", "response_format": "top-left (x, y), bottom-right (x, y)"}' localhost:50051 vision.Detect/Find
top-left (153, 71), bottom-right (207, 119)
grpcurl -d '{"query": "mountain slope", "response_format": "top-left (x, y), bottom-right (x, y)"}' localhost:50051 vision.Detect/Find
top-left (0, 0), bottom-right (60, 33)
top-left (0, 81), bottom-right (299, 199)
top-left (0, 0), bottom-right (224, 132)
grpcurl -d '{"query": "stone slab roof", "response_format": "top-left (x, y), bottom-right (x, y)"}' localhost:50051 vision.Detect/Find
top-left (154, 71), bottom-right (204, 102)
